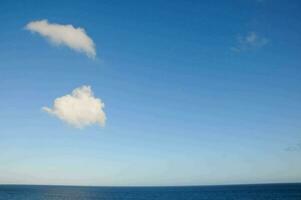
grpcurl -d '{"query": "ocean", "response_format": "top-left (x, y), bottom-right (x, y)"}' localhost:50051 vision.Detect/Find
top-left (0, 183), bottom-right (300, 200)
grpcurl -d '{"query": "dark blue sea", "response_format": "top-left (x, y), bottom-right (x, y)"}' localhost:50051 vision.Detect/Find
top-left (0, 183), bottom-right (300, 200)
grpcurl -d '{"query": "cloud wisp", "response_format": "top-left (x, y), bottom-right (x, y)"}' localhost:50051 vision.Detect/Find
top-left (43, 86), bottom-right (106, 128)
top-left (25, 20), bottom-right (96, 58)
top-left (285, 142), bottom-right (301, 152)
top-left (231, 32), bottom-right (268, 52)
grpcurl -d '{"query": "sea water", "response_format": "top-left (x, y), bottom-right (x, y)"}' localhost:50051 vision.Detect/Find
top-left (0, 183), bottom-right (300, 200)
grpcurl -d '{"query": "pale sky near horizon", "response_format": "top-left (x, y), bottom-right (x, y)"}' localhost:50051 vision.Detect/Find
top-left (1, 0), bottom-right (301, 186)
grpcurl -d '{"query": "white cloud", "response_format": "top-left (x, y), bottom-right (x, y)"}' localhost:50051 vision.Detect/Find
top-left (43, 86), bottom-right (106, 128)
top-left (232, 32), bottom-right (268, 52)
top-left (25, 20), bottom-right (96, 58)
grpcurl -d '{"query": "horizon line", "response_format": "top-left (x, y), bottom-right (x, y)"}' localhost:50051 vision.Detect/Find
top-left (1, 182), bottom-right (300, 188)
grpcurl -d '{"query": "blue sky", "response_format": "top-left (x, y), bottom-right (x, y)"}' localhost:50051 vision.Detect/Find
top-left (0, 0), bottom-right (301, 186)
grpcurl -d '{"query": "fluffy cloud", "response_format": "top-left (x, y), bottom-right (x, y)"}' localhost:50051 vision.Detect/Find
top-left (43, 86), bottom-right (106, 128)
top-left (232, 32), bottom-right (268, 52)
top-left (25, 20), bottom-right (96, 58)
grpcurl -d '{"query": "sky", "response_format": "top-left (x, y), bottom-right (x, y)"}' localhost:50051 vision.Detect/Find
top-left (0, 0), bottom-right (301, 186)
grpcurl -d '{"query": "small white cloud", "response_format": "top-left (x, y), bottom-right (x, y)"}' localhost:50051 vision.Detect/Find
top-left (232, 32), bottom-right (268, 52)
top-left (25, 20), bottom-right (96, 58)
top-left (43, 85), bottom-right (106, 128)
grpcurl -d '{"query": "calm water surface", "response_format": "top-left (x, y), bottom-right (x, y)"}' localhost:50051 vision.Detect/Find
top-left (0, 183), bottom-right (300, 200)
